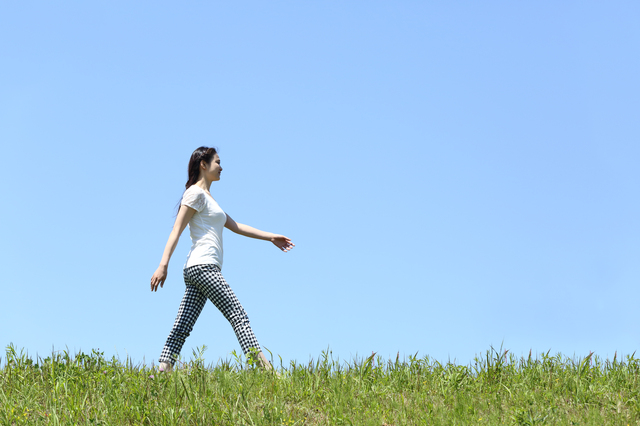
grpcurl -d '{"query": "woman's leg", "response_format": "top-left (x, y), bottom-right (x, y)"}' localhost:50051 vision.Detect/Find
top-left (188, 264), bottom-right (267, 365)
top-left (158, 270), bottom-right (207, 366)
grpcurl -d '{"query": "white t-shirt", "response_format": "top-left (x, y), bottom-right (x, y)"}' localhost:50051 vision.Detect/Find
top-left (181, 185), bottom-right (226, 270)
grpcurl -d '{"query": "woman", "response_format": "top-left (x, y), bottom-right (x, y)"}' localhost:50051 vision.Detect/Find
top-left (150, 146), bottom-right (294, 372)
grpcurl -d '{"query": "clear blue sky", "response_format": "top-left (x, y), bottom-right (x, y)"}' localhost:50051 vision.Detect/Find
top-left (1, 1), bottom-right (639, 368)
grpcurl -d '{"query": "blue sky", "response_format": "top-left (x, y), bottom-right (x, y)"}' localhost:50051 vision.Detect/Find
top-left (1, 1), bottom-right (639, 368)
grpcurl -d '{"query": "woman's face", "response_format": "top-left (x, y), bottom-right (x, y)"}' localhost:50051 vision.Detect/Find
top-left (203, 154), bottom-right (222, 181)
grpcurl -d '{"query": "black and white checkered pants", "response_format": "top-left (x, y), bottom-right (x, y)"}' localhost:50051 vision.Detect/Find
top-left (158, 263), bottom-right (261, 365)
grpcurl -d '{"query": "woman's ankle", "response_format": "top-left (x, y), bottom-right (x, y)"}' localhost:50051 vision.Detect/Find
top-left (159, 361), bottom-right (173, 372)
top-left (257, 352), bottom-right (273, 370)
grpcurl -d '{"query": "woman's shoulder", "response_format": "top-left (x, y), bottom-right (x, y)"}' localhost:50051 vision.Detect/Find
top-left (182, 185), bottom-right (207, 212)
top-left (184, 185), bottom-right (204, 195)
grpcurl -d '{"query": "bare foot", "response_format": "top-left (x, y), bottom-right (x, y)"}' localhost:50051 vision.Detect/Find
top-left (256, 351), bottom-right (273, 370)
top-left (159, 361), bottom-right (173, 372)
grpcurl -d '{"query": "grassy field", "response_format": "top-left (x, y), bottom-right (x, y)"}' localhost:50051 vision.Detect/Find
top-left (1, 344), bottom-right (639, 425)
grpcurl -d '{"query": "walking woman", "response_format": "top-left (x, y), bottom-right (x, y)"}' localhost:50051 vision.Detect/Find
top-left (150, 146), bottom-right (294, 372)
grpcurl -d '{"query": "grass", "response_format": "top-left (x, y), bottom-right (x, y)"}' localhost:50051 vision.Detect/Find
top-left (1, 344), bottom-right (640, 425)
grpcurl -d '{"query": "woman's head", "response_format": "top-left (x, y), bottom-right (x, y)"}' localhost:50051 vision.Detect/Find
top-left (186, 146), bottom-right (221, 188)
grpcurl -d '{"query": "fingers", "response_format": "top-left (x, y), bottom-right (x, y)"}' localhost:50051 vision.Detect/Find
top-left (150, 276), bottom-right (166, 292)
top-left (278, 241), bottom-right (295, 252)
top-left (271, 235), bottom-right (295, 251)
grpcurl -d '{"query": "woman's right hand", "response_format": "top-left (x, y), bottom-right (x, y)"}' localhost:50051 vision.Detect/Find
top-left (151, 265), bottom-right (168, 292)
top-left (150, 205), bottom-right (197, 293)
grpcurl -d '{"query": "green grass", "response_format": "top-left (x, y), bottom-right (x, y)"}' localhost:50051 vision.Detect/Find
top-left (2, 344), bottom-right (640, 425)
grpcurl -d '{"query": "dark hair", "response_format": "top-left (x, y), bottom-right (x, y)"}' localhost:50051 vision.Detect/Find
top-left (185, 146), bottom-right (218, 189)
top-left (174, 146), bottom-right (218, 217)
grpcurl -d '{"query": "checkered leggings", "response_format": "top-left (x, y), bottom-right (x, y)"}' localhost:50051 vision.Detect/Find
top-left (158, 263), bottom-right (261, 365)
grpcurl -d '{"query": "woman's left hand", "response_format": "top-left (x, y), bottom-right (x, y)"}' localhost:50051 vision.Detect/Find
top-left (271, 235), bottom-right (295, 252)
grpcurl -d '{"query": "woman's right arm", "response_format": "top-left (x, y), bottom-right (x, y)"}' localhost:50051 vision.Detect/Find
top-left (150, 205), bottom-right (196, 292)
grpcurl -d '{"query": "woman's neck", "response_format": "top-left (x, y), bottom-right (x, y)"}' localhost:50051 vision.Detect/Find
top-left (194, 179), bottom-right (212, 193)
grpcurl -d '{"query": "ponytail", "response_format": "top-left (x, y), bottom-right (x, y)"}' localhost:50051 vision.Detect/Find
top-left (185, 146), bottom-right (218, 189)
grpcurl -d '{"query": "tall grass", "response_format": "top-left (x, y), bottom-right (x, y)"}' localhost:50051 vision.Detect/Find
top-left (1, 344), bottom-right (639, 425)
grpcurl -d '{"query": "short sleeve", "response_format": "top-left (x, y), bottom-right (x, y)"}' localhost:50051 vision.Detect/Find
top-left (181, 187), bottom-right (206, 212)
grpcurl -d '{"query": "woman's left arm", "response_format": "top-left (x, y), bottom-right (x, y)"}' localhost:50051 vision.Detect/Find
top-left (225, 213), bottom-right (295, 252)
